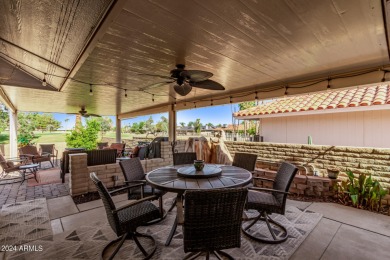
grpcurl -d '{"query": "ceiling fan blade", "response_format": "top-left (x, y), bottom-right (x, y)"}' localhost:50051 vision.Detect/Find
top-left (140, 80), bottom-right (174, 91)
top-left (190, 80), bottom-right (225, 90)
top-left (87, 113), bottom-right (101, 117)
top-left (137, 73), bottom-right (173, 80)
top-left (180, 70), bottom-right (213, 82)
top-left (174, 82), bottom-right (192, 96)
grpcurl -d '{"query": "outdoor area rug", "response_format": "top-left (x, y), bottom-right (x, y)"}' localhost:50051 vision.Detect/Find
top-left (5, 203), bottom-right (322, 259)
top-left (0, 171), bottom-right (22, 185)
top-left (0, 198), bottom-right (52, 248)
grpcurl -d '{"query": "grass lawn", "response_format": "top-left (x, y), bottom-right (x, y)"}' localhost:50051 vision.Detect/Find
top-left (0, 131), bottom-right (68, 144)
top-left (35, 132), bottom-right (67, 143)
top-left (0, 133), bottom-right (9, 144)
top-left (104, 132), bottom-right (133, 139)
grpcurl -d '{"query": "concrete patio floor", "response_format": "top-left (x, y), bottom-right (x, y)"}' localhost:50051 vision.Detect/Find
top-left (14, 194), bottom-right (389, 260)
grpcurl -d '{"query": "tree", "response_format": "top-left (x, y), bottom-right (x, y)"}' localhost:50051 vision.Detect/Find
top-left (65, 118), bottom-right (101, 150)
top-left (156, 116), bottom-right (168, 133)
top-left (144, 116), bottom-right (155, 134)
top-left (187, 121), bottom-right (194, 128)
top-left (0, 105), bottom-right (9, 133)
top-left (179, 122), bottom-right (185, 128)
top-left (194, 119), bottom-right (202, 134)
top-left (17, 112), bottom-right (38, 146)
top-left (32, 113), bottom-right (61, 132)
top-left (238, 101), bottom-right (256, 110)
top-left (238, 101), bottom-right (258, 136)
top-left (96, 116), bottom-right (112, 139)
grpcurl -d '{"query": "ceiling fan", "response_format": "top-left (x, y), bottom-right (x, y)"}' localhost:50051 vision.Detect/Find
top-left (69, 106), bottom-right (101, 118)
top-left (141, 64), bottom-right (225, 96)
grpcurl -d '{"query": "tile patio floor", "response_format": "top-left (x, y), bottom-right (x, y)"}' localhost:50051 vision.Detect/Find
top-left (6, 193), bottom-right (387, 259)
top-left (0, 167), bottom-right (69, 207)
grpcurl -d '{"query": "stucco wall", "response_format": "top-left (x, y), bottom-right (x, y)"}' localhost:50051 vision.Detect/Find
top-left (261, 109), bottom-right (390, 148)
top-left (225, 141), bottom-right (390, 188)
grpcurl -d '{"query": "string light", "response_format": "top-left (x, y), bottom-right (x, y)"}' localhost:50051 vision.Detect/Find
top-left (284, 86), bottom-right (288, 97)
top-left (42, 73), bottom-right (47, 87)
top-left (211, 99), bottom-right (213, 106)
top-left (184, 101), bottom-right (186, 106)
top-left (327, 78), bottom-right (331, 92)
top-left (89, 84), bottom-right (93, 96)
top-left (381, 71), bottom-right (386, 82)
top-left (124, 89), bottom-right (128, 98)
top-left (152, 94), bottom-right (154, 102)
top-left (174, 98), bottom-right (177, 107)
top-left (255, 91), bottom-right (258, 101)
top-left (194, 102), bottom-right (197, 108)
top-left (229, 96), bottom-right (232, 104)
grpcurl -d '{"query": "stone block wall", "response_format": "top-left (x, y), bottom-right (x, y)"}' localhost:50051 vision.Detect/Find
top-left (225, 141), bottom-right (390, 189)
top-left (254, 169), bottom-right (340, 197)
top-left (68, 141), bottom-right (187, 196)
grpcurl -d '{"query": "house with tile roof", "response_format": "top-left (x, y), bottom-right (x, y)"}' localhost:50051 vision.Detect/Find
top-left (234, 84), bottom-right (390, 148)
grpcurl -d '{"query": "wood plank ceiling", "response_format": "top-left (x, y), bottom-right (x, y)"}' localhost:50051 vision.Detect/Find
top-left (0, 0), bottom-right (389, 118)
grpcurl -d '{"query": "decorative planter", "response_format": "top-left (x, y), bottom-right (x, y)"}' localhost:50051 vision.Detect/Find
top-left (327, 169), bottom-right (340, 179)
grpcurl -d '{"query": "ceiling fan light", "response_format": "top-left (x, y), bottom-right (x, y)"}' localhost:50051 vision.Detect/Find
top-left (42, 73), bottom-right (47, 87)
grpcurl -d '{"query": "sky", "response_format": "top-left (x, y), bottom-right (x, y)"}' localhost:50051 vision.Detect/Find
top-left (54, 103), bottom-right (240, 130)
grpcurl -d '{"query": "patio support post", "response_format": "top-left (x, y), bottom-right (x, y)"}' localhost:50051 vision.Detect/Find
top-left (116, 116), bottom-right (121, 143)
top-left (9, 110), bottom-right (18, 157)
top-left (168, 105), bottom-right (176, 142)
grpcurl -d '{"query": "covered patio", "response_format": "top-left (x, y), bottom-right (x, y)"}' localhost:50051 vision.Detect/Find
top-left (1, 0), bottom-right (390, 259)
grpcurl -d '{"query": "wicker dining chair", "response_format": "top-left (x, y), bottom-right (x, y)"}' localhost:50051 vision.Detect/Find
top-left (242, 162), bottom-right (298, 244)
top-left (39, 144), bottom-right (58, 166)
top-left (232, 152), bottom-right (257, 172)
top-left (173, 152), bottom-right (197, 165)
top-left (90, 172), bottom-right (161, 260)
top-left (119, 157), bottom-right (166, 220)
top-left (183, 188), bottom-right (248, 260)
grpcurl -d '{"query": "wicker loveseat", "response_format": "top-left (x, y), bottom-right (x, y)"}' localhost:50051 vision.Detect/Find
top-left (60, 149), bottom-right (117, 183)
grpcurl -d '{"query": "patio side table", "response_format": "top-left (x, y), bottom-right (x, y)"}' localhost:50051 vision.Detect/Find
top-left (19, 163), bottom-right (39, 184)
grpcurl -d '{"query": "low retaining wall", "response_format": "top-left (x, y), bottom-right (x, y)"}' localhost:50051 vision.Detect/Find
top-left (254, 168), bottom-right (340, 197)
top-left (69, 141), bottom-right (186, 196)
top-left (225, 141), bottom-right (390, 189)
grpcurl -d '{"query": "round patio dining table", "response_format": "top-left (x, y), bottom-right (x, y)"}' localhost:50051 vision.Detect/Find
top-left (146, 164), bottom-right (252, 246)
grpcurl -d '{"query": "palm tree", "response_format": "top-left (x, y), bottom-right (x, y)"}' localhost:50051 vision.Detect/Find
top-left (194, 119), bottom-right (202, 134)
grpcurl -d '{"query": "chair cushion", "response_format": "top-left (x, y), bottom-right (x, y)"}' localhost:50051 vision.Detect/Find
top-left (246, 190), bottom-right (282, 213)
top-left (118, 201), bottom-right (160, 231)
top-left (132, 146), bottom-right (140, 157)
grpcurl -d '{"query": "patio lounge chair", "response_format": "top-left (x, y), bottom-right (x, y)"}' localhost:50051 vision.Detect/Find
top-left (19, 145), bottom-right (54, 168)
top-left (90, 172), bottom-right (160, 260)
top-left (232, 152), bottom-right (257, 172)
top-left (39, 144), bottom-right (58, 166)
top-left (0, 153), bottom-right (23, 179)
top-left (119, 157), bottom-right (166, 220)
top-left (97, 142), bottom-right (109, 149)
top-left (183, 188), bottom-right (248, 259)
top-left (173, 152), bottom-right (197, 165)
top-left (108, 143), bottom-right (126, 157)
top-left (242, 162), bottom-right (298, 244)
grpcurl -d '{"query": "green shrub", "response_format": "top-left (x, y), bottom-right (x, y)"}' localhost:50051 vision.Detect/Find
top-left (338, 170), bottom-right (388, 211)
top-left (65, 119), bottom-right (101, 150)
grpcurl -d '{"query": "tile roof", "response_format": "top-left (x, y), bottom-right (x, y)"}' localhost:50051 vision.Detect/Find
top-left (214, 124), bottom-right (245, 131)
top-left (234, 84), bottom-right (390, 118)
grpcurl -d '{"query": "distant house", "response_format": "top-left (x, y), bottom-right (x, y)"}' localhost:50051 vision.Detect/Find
top-left (234, 84), bottom-right (390, 148)
top-left (213, 124), bottom-right (245, 133)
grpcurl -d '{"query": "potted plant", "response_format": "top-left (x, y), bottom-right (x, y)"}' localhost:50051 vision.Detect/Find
top-left (327, 167), bottom-right (340, 179)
